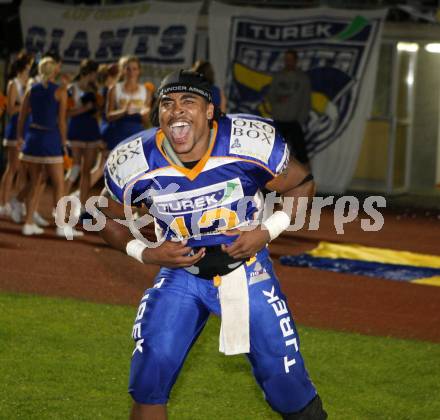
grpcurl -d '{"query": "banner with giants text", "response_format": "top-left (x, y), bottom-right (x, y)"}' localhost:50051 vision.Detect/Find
top-left (20, 0), bottom-right (202, 86)
top-left (209, 2), bottom-right (386, 193)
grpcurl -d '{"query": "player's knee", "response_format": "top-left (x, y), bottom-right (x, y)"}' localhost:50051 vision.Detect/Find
top-left (257, 366), bottom-right (317, 415)
top-left (279, 395), bottom-right (327, 420)
top-left (128, 341), bottom-right (173, 405)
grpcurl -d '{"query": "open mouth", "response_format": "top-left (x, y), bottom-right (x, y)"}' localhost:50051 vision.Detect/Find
top-left (169, 121), bottom-right (191, 143)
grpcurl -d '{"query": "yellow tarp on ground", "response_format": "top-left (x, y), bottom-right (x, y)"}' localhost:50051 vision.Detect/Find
top-left (412, 276), bottom-right (440, 287)
top-left (308, 241), bottom-right (440, 269)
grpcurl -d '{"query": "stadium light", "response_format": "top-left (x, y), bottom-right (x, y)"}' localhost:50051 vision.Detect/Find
top-left (397, 42), bottom-right (419, 52)
top-left (425, 43), bottom-right (440, 53)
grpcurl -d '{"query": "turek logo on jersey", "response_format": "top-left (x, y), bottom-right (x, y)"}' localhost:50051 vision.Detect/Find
top-left (152, 178), bottom-right (244, 216)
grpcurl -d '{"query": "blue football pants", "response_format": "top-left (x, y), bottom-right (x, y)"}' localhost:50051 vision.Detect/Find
top-left (128, 251), bottom-right (317, 414)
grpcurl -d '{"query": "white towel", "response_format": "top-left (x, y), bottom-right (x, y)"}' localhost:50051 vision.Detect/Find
top-left (218, 264), bottom-right (250, 355)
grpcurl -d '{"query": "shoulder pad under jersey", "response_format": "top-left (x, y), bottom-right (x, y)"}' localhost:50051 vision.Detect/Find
top-left (219, 114), bottom-right (289, 177)
top-left (104, 128), bottom-right (157, 204)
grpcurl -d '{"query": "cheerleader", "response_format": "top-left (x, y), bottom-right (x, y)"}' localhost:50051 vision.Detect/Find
top-left (18, 57), bottom-right (82, 237)
top-left (85, 63), bottom-right (120, 190)
top-left (106, 56), bottom-right (151, 150)
top-left (97, 62), bottom-right (119, 155)
top-left (65, 59), bottom-right (101, 215)
top-left (0, 52), bottom-right (33, 217)
top-left (9, 52), bottom-right (64, 226)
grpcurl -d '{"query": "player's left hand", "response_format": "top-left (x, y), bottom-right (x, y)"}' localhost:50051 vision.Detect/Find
top-left (221, 226), bottom-right (271, 260)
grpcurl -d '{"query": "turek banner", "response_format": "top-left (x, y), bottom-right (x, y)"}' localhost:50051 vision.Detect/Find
top-left (20, 0), bottom-right (202, 86)
top-left (209, 2), bottom-right (386, 193)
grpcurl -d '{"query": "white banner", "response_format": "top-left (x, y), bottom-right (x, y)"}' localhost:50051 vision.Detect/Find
top-left (209, 2), bottom-right (386, 193)
top-left (20, 0), bottom-right (202, 86)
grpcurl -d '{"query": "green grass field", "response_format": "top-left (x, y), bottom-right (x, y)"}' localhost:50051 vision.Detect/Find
top-left (1, 293), bottom-right (439, 419)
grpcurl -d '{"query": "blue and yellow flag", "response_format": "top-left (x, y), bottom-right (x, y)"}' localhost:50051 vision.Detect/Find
top-left (280, 242), bottom-right (440, 287)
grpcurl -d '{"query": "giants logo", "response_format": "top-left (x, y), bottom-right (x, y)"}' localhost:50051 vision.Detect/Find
top-left (227, 14), bottom-right (384, 156)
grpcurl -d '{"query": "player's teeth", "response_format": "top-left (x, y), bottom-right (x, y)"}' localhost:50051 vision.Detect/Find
top-left (171, 122), bottom-right (189, 128)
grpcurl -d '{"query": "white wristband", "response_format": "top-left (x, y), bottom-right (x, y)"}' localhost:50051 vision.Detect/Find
top-left (262, 211), bottom-right (291, 241)
top-left (126, 239), bottom-right (147, 263)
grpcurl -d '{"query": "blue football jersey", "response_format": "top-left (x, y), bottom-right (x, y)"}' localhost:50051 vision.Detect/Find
top-left (104, 114), bottom-right (289, 247)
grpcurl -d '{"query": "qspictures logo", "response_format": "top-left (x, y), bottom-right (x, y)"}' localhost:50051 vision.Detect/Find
top-left (54, 186), bottom-right (386, 243)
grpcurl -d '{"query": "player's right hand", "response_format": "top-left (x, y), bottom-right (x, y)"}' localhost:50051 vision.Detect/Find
top-left (142, 240), bottom-right (206, 268)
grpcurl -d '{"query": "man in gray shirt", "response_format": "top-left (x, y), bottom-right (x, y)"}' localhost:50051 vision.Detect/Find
top-left (267, 50), bottom-right (311, 167)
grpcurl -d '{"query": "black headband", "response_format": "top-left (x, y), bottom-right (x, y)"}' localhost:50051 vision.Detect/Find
top-left (158, 83), bottom-right (212, 103)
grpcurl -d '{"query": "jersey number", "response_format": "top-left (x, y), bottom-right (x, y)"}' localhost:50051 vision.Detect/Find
top-left (170, 207), bottom-right (239, 238)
